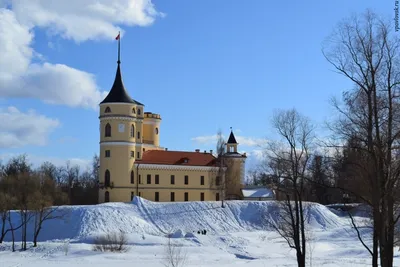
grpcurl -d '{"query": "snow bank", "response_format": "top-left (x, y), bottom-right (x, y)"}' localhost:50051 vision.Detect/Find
top-left (0, 197), bottom-right (346, 242)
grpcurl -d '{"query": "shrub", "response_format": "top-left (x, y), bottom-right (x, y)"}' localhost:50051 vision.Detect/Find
top-left (92, 231), bottom-right (129, 252)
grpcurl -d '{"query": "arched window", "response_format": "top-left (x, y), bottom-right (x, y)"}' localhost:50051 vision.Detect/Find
top-left (105, 191), bottom-right (110, 202)
top-left (105, 107), bottom-right (111, 113)
top-left (132, 108), bottom-right (136, 114)
top-left (138, 108), bottom-right (141, 115)
top-left (105, 170), bottom-right (111, 187)
top-left (130, 170), bottom-right (134, 184)
top-left (155, 127), bottom-right (159, 135)
top-left (105, 123), bottom-right (111, 137)
top-left (130, 124), bottom-right (135, 138)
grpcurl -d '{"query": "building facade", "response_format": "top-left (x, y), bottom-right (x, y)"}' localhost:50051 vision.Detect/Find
top-left (98, 58), bottom-right (246, 203)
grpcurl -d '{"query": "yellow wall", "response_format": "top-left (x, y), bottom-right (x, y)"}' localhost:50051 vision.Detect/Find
top-left (99, 166), bottom-right (222, 202)
top-left (99, 188), bottom-right (218, 203)
top-left (98, 103), bottom-right (245, 204)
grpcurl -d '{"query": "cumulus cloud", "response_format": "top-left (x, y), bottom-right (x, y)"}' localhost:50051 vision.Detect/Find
top-left (0, 1), bottom-right (162, 109)
top-left (10, 0), bottom-right (163, 42)
top-left (0, 106), bottom-right (60, 148)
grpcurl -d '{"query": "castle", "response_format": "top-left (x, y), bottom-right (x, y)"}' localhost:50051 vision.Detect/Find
top-left (98, 42), bottom-right (246, 203)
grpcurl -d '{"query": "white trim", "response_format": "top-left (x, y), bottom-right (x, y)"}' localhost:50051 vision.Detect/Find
top-left (100, 102), bottom-right (144, 106)
top-left (100, 141), bottom-right (142, 146)
top-left (135, 163), bottom-right (222, 172)
top-left (100, 116), bottom-right (143, 123)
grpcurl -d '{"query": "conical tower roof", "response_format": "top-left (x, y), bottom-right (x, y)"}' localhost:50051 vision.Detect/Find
top-left (100, 64), bottom-right (136, 104)
top-left (227, 130), bottom-right (238, 144)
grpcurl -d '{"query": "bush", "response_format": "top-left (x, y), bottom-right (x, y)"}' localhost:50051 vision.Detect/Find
top-left (92, 231), bottom-right (129, 252)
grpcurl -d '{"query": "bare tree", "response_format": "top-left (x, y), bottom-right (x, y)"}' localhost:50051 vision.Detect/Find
top-left (59, 161), bottom-right (80, 204)
top-left (32, 171), bottom-right (68, 247)
top-left (211, 130), bottom-right (226, 207)
top-left (265, 109), bottom-right (314, 267)
top-left (92, 231), bottom-right (129, 252)
top-left (163, 232), bottom-right (187, 267)
top-left (323, 9), bottom-right (400, 267)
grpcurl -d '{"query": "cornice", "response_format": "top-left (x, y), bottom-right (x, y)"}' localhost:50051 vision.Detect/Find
top-left (135, 163), bottom-right (221, 172)
top-left (99, 115), bottom-right (144, 122)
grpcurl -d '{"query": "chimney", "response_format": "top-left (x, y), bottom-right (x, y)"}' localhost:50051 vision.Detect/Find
top-left (165, 148), bottom-right (168, 151)
top-left (210, 150), bottom-right (213, 154)
top-left (195, 149), bottom-right (200, 152)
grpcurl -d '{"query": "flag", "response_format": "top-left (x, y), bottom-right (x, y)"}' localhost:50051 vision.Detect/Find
top-left (115, 33), bottom-right (120, 40)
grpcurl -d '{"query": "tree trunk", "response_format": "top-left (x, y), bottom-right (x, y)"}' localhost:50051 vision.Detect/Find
top-left (372, 225), bottom-right (378, 267)
top-left (0, 214), bottom-right (6, 243)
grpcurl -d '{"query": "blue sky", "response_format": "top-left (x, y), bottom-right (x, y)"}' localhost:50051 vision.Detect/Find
top-left (0, 0), bottom-right (394, 170)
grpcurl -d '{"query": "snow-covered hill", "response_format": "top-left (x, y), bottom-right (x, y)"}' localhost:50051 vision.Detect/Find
top-left (1, 197), bottom-right (346, 242)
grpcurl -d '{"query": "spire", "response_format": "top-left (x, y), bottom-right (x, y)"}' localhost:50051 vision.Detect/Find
top-left (116, 31), bottom-right (121, 64)
top-left (227, 128), bottom-right (238, 144)
top-left (100, 32), bottom-right (136, 104)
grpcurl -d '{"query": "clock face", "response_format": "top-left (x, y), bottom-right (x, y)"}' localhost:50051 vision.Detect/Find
top-left (118, 123), bottom-right (125, 133)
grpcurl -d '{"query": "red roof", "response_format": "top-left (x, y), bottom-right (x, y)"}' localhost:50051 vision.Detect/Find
top-left (137, 150), bottom-right (217, 166)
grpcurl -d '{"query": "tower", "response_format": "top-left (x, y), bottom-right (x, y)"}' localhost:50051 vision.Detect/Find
top-left (224, 128), bottom-right (247, 199)
top-left (98, 34), bottom-right (146, 203)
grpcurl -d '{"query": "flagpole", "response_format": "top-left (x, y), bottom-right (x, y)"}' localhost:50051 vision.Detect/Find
top-left (117, 31), bottom-right (121, 64)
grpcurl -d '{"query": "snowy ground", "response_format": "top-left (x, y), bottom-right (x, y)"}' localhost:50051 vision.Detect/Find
top-left (0, 198), bottom-right (398, 267)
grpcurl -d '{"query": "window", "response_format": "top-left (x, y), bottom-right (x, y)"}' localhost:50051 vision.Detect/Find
top-left (171, 175), bottom-right (175, 185)
top-left (138, 108), bottom-right (141, 115)
top-left (130, 170), bottom-right (134, 184)
top-left (130, 124), bottom-right (135, 137)
top-left (132, 108), bottom-right (136, 114)
top-left (137, 131), bottom-right (141, 139)
top-left (137, 151), bottom-right (140, 159)
top-left (201, 192), bottom-right (204, 201)
top-left (131, 192), bottom-right (134, 201)
top-left (216, 176), bottom-right (221, 186)
top-left (155, 127), bottom-right (159, 135)
top-left (139, 175), bottom-right (141, 184)
top-left (216, 193), bottom-right (220, 201)
top-left (171, 192), bottom-right (175, 202)
top-left (184, 192), bottom-right (189, 202)
top-left (147, 174), bottom-right (151, 184)
top-left (105, 106), bottom-right (111, 113)
top-left (105, 150), bottom-right (110, 157)
top-left (139, 192), bottom-right (141, 197)
top-left (105, 123), bottom-right (111, 137)
top-left (130, 151), bottom-right (134, 158)
top-left (105, 170), bottom-right (110, 187)
top-left (200, 176), bottom-right (204, 185)
top-left (155, 174), bottom-right (159, 184)
top-left (105, 191), bottom-right (110, 202)
top-left (184, 175), bottom-right (189, 185)
top-left (155, 192), bottom-right (159, 202)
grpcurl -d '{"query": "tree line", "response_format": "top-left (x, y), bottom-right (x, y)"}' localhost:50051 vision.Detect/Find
top-left (246, 10), bottom-right (400, 267)
top-left (0, 154), bottom-right (99, 251)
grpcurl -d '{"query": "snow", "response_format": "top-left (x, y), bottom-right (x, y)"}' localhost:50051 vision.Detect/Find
top-left (0, 197), bottom-right (399, 267)
top-left (241, 188), bottom-right (274, 198)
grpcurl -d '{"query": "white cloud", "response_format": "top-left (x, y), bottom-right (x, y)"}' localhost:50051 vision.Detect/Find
top-left (191, 134), bottom-right (268, 148)
top-left (0, 1), bottom-right (162, 109)
top-left (0, 153), bottom-right (91, 171)
top-left (191, 134), bottom-right (221, 145)
top-left (9, 0), bottom-right (163, 42)
top-left (0, 106), bottom-right (60, 148)
top-left (244, 149), bottom-right (265, 160)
